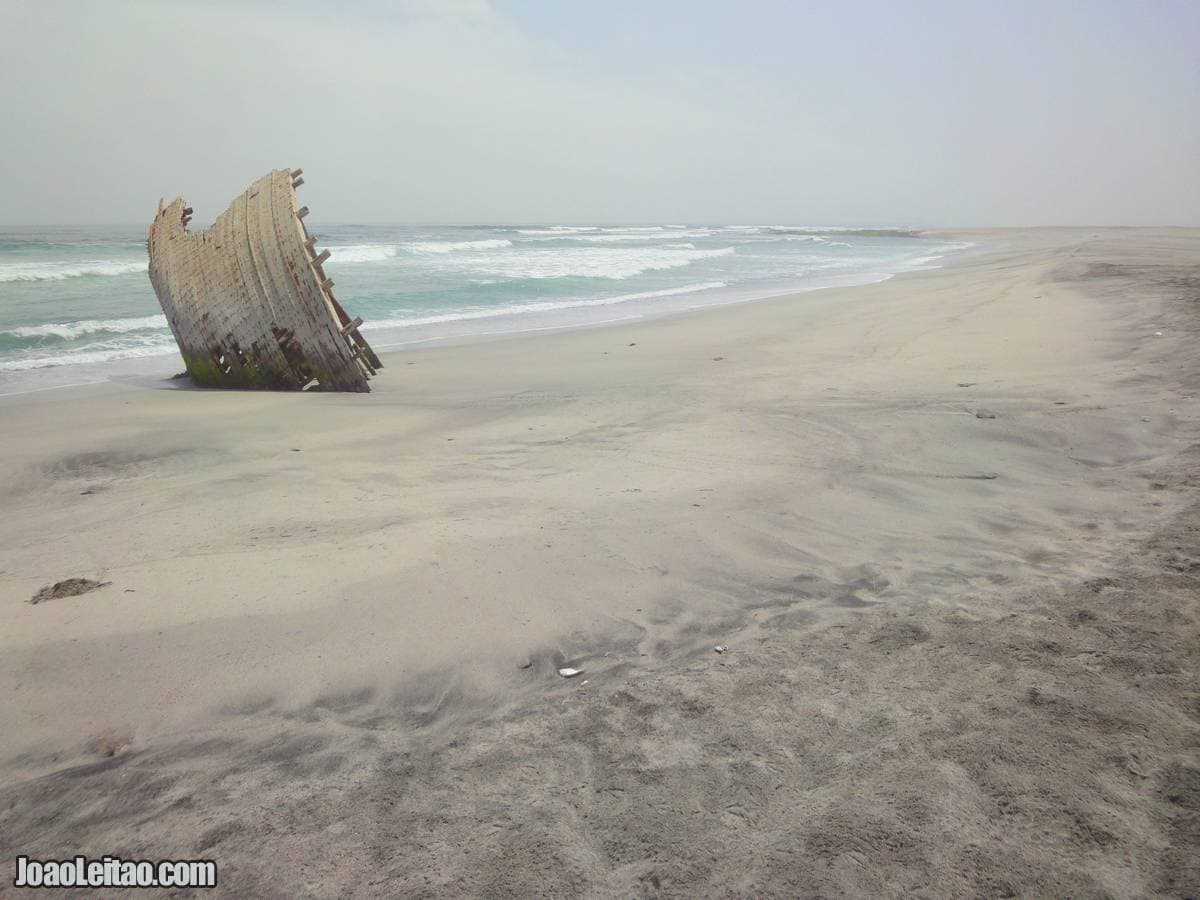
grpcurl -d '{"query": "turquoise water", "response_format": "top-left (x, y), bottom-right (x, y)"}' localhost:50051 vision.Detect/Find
top-left (0, 224), bottom-right (970, 393)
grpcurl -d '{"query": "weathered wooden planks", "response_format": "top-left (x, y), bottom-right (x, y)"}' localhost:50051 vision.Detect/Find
top-left (147, 169), bottom-right (381, 391)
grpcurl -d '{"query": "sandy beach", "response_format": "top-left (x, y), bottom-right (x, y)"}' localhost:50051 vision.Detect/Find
top-left (1, 228), bottom-right (1197, 896)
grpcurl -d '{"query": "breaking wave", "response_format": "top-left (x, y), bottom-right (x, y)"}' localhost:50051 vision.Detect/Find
top-left (369, 281), bottom-right (728, 331)
top-left (0, 259), bottom-right (148, 282)
top-left (0, 315), bottom-right (168, 343)
top-left (515, 227), bottom-right (601, 236)
top-left (323, 244), bottom-right (399, 264)
top-left (531, 229), bottom-right (716, 243)
top-left (440, 245), bottom-right (735, 280)
top-left (0, 339), bottom-right (177, 371)
top-left (404, 239), bottom-right (513, 254)
top-left (763, 226), bottom-right (921, 238)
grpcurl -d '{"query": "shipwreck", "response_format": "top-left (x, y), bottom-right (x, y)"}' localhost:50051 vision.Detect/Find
top-left (148, 168), bottom-right (381, 391)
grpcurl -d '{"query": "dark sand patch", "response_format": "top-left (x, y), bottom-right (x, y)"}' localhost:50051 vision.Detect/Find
top-left (29, 578), bottom-right (109, 605)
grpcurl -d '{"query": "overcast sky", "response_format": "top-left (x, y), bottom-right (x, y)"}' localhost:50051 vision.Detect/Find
top-left (2, 0), bottom-right (1197, 226)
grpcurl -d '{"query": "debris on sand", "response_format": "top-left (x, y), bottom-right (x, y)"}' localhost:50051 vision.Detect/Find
top-left (87, 731), bottom-right (132, 758)
top-left (557, 667), bottom-right (584, 678)
top-left (714, 644), bottom-right (728, 654)
top-left (975, 410), bottom-right (998, 419)
top-left (30, 578), bottom-right (111, 605)
top-left (148, 168), bottom-right (381, 392)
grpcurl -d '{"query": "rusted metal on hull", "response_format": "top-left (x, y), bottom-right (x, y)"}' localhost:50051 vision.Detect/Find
top-left (148, 169), bottom-right (380, 391)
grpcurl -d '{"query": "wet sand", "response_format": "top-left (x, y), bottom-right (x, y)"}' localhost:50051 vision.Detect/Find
top-left (1, 228), bottom-right (1197, 897)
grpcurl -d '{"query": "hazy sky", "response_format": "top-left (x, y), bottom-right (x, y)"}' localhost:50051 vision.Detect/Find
top-left (2, 0), bottom-right (1197, 225)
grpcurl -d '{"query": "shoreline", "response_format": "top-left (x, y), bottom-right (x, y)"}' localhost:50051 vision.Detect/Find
top-left (2, 227), bottom-right (1196, 896)
top-left (0, 234), bottom-right (983, 401)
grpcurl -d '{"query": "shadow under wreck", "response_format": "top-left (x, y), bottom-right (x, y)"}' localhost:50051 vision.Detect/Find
top-left (148, 168), bottom-right (382, 391)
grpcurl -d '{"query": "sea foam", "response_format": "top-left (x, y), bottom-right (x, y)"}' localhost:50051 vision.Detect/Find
top-left (323, 244), bottom-right (399, 263)
top-left (404, 239), bottom-right (513, 254)
top-left (369, 281), bottom-right (729, 330)
top-left (429, 245), bottom-right (735, 280)
top-left (0, 260), bottom-right (148, 282)
top-left (0, 341), bottom-right (176, 371)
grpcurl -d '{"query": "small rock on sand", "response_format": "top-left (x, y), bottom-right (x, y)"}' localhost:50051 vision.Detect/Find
top-left (975, 410), bottom-right (997, 419)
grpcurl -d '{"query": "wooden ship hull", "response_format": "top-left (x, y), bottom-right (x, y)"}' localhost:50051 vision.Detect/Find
top-left (148, 168), bottom-right (381, 391)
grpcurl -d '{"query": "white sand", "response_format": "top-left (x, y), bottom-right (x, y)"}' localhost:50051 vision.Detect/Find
top-left (1, 228), bottom-right (1196, 896)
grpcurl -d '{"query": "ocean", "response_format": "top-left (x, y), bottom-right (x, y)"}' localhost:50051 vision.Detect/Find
top-left (0, 224), bottom-right (971, 394)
